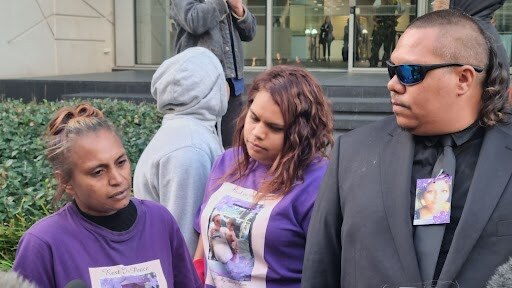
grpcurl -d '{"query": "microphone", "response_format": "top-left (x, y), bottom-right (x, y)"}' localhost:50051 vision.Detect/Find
top-left (487, 257), bottom-right (512, 288)
top-left (65, 279), bottom-right (87, 288)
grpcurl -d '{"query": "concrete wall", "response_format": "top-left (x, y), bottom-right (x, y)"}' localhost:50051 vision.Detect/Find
top-left (0, 0), bottom-right (114, 79)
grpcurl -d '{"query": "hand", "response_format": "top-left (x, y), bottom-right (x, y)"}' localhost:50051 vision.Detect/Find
top-left (226, 0), bottom-right (244, 17)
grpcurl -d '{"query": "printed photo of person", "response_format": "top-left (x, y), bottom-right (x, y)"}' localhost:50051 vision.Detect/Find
top-left (205, 195), bottom-right (263, 282)
top-left (414, 176), bottom-right (453, 225)
top-left (225, 218), bottom-right (239, 255)
top-left (208, 214), bottom-right (233, 264)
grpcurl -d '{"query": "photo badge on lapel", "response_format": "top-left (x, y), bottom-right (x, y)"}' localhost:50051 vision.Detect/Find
top-left (413, 174), bottom-right (453, 225)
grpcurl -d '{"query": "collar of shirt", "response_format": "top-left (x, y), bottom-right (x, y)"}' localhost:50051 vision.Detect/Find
top-left (415, 121), bottom-right (485, 148)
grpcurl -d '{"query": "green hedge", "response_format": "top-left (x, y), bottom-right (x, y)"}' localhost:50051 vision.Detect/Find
top-left (0, 99), bottom-right (162, 270)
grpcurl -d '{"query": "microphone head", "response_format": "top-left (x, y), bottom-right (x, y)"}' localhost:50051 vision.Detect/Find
top-left (487, 257), bottom-right (512, 288)
top-left (64, 279), bottom-right (87, 288)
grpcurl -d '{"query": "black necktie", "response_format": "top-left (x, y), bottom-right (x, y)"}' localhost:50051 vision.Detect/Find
top-left (432, 136), bottom-right (456, 177)
top-left (414, 135), bottom-right (455, 285)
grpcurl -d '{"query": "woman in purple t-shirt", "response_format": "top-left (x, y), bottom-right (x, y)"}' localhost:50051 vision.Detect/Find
top-left (13, 103), bottom-right (200, 288)
top-left (193, 65), bottom-right (334, 287)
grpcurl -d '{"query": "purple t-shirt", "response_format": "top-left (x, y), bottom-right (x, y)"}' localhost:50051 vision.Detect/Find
top-left (13, 198), bottom-right (200, 288)
top-left (195, 148), bottom-right (328, 288)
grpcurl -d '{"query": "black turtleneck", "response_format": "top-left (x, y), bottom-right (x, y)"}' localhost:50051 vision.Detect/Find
top-left (411, 122), bottom-right (485, 281)
top-left (75, 200), bottom-right (137, 232)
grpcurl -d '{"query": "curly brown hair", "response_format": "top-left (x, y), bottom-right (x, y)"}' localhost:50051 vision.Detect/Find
top-left (45, 103), bottom-right (121, 203)
top-left (227, 65), bottom-right (334, 202)
top-left (479, 41), bottom-right (511, 126)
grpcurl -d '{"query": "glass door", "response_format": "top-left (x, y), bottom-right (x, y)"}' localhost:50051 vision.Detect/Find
top-left (269, 0), bottom-right (351, 69)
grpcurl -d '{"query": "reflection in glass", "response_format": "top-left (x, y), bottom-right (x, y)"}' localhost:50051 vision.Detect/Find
top-left (243, 0), bottom-right (265, 67)
top-left (486, 1), bottom-right (512, 70)
top-left (353, 0), bottom-right (416, 68)
top-left (369, 0), bottom-right (400, 67)
top-left (272, 0), bottom-right (351, 69)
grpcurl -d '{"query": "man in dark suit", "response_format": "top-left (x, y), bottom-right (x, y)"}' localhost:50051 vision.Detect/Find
top-left (302, 9), bottom-right (511, 288)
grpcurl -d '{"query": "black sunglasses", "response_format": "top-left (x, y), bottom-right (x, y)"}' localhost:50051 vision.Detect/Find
top-left (386, 61), bottom-right (484, 86)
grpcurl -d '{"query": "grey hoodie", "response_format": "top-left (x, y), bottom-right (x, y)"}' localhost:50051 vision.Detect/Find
top-left (134, 47), bottom-right (228, 256)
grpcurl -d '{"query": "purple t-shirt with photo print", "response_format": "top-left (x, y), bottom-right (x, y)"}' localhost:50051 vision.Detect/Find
top-left (14, 198), bottom-right (200, 288)
top-left (195, 148), bottom-right (328, 288)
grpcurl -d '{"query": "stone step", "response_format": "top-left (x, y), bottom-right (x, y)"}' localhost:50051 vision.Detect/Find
top-left (323, 85), bottom-right (389, 99)
top-left (330, 97), bottom-right (391, 113)
top-left (334, 113), bottom-right (391, 133)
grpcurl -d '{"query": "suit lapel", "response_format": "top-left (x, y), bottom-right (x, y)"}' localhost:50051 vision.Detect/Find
top-left (438, 125), bottom-right (512, 284)
top-left (380, 124), bottom-right (422, 283)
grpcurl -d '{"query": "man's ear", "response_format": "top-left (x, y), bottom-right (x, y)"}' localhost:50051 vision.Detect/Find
top-left (456, 66), bottom-right (478, 96)
top-left (55, 171), bottom-right (74, 196)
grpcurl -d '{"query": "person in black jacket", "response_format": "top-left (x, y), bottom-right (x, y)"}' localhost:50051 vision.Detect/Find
top-left (369, 0), bottom-right (400, 67)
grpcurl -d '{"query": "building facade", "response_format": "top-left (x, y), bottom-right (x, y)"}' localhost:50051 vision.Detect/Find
top-left (1, 0), bottom-right (511, 78)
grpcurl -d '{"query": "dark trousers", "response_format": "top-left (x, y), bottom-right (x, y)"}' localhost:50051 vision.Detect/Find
top-left (321, 42), bottom-right (331, 59)
top-left (370, 29), bottom-right (395, 67)
top-left (221, 94), bottom-right (244, 148)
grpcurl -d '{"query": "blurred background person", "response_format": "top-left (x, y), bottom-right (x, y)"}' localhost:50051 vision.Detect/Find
top-left (370, 0), bottom-right (400, 67)
top-left (170, 0), bottom-right (257, 149)
top-left (319, 16), bottom-right (334, 61)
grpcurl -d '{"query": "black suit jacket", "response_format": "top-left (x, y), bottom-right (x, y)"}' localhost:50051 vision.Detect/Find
top-left (302, 116), bottom-right (512, 287)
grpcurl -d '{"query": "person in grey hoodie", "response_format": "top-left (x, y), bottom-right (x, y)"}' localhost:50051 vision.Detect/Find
top-left (0, 271), bottom-right (35, 288)
top-left (134, 47), bottom-right (228, 256)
